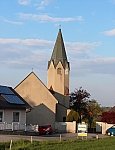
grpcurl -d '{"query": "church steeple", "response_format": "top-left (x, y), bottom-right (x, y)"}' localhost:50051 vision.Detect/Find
top-left (47, 29), bottom-right (70, 95)
top-left (48, 29), bottom-right (69, 69)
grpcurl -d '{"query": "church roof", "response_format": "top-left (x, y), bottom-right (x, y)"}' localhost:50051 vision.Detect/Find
top-left (15, 71), bottom-right (58, 107)
top-left (48, 29), bottom-right (68, 68)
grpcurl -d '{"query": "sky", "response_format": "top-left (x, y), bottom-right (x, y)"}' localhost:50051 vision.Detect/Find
top-left (0, 0), bottom-right (115, 107)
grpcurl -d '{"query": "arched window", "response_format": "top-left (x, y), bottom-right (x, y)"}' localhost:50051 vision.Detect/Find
top-left (57, 68), bottom-right (62, 75)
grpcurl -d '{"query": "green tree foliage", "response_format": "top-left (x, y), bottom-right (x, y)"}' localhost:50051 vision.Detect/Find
top-left (87, 100), bottom-right (102, 128)
top-left (68, 87), bottom-right (102, 128)
top-left (69, 87), bottom-right (90, 123)
top-left (66, 109), bottom-right (79, 122)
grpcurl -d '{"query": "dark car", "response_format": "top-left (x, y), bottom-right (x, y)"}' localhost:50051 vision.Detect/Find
top-left (106, 125), bottom-right (115, 136)
top-left (38, 125), bottom-right (53, 135)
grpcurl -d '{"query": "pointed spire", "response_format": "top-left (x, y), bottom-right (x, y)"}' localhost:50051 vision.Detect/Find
top-left (48, 29), bottom-right (70, 69)
top-left (49, 28), bottom-right (68, 68)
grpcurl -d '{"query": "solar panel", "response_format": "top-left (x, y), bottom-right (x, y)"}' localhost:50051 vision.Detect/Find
top-left (2, 94), bottom-right (25, 105)
top-left (0, 86), bottom-right (14, 95)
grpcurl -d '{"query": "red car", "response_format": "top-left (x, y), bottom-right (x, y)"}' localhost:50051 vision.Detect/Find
top-left (38, 125), bottom-right (53, 135)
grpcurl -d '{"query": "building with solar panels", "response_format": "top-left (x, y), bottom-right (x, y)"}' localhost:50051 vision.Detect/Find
top-left (0, 85), bottom-right (30, 131)
top-left (15, 29), bottom-right (70, 130)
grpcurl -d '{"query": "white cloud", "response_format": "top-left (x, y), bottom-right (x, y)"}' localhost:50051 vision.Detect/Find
top-left (18, 0), bottom-right (31, 5)
top-left (0, 38), bottom-right (53, 46)
top-left (0, 38), bottom-right (53, 68)
top-left (3, 19), bottom-right (23, 25)
top-left (103, 28), bottom-right (115, 36)
top-left (19, 13), bottom-right (83, 23)
top-left (18, 0), bottom-right (53, 9)
top-left (0, 38), bottom-right (114, 75)
top-left (0, 38), bottom-right (99, 55)
top-left (79, 57), bottom-right (115, 67)
top-left (72, 57), bottom-right (115, 75)
top-left (66, 42), bottom-right (100, 52)
top-left (0, 16), bottom-right (23, 25)
top-left (37, 0), bottom-right (53, 10)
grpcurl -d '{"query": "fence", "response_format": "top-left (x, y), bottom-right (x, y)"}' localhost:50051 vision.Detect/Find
top-left (0, 122), bottom-right (76, 133)
top-left (0, 122), bottom-right (39, 132)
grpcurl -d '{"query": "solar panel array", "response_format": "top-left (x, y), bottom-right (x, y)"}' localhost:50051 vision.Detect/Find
top-left (2, 94), bottom-right (25, 105)
top-left (0, 85), bottom-right (25, 105)
top-left (0, 86), bottom-right (14, 95)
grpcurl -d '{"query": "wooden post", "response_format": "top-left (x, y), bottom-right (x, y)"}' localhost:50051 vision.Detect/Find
top-left (25, 124), bottom-right (26, 131)
top-left (96, 134), bottom-right (99, 139)
top-left (12, 122), bottom-right (13, 131)
top-left (30, 136), bottom-right (33, 144)
top-left (10, 140), bottom-right (12, 150)
top-left (60, 134), bottom-right (62, 142)
top-left (4, 122), bottom-right (5, 130)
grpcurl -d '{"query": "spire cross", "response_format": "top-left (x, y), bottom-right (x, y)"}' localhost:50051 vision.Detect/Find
top-left (59, 24), bottom-right (61, 29)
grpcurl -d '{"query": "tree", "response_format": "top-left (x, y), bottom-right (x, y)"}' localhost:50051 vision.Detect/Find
top-left (70, 87), bottom-right (90, 123)
top-left (101, 111), bottom-right (115, 124)
top-left (87, 100), bottom-right (102, 128)
top-left (66, 109), bottom-right (79, 122)
top-left (68, 87), bottom-right (102, 128)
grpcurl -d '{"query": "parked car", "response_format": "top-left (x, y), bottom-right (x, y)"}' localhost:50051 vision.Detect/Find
top-left (38, 125), bottom-right (53, 135)
top-left (106, 125), bottom-right (115, 136)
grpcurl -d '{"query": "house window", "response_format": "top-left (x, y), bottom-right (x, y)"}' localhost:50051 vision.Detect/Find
top-left (57, 68), bottom-right (62, 75)
top-left (13, 112), bottom-right (19, 122)
top-left (0, 112), bottom-right (3, 122)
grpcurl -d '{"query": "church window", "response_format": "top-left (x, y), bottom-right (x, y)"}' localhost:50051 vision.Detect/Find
top-left (57, 68), bottom-right (62, 75)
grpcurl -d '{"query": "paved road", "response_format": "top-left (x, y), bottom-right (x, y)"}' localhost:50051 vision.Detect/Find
top-left (0, 133), bottom-right (108, 142)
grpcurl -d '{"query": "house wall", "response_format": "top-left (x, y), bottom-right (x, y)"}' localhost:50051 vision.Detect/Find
top-left (66, 121), bottom-right (76, 133)
top-left (3, 109), bottom-right (26, 124)
top-left (56, 103), bottom-right (67, 122)
top-left (26, 104), bottom-right (55, 129)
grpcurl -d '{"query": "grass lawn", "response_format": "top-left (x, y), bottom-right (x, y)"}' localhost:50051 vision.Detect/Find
top-left (0, 137), bottom-right (115, 150)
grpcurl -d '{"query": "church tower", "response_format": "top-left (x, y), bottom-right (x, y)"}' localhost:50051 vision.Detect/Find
top-left (47, 29), bottom-right (70, 95)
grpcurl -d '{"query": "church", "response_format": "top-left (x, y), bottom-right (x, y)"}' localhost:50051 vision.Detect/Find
top-left (15, 29), bottom-right (70, 129)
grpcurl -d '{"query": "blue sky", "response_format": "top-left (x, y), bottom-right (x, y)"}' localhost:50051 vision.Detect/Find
top-left (0, 0), bottom-right (115, 107)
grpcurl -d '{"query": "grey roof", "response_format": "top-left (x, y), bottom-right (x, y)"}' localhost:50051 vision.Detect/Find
top-left (48, 29), bottom-right (69, 68)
